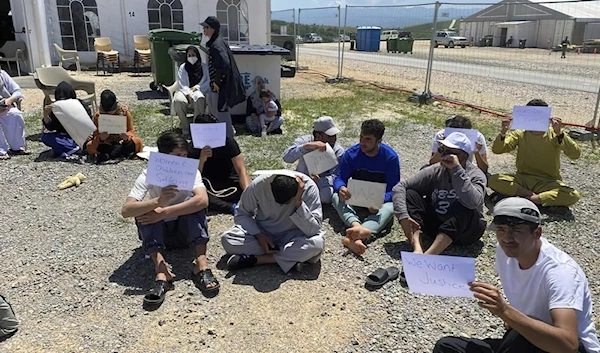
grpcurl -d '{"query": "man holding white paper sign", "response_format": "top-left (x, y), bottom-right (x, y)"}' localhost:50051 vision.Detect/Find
top-left (489, 99), bottom-right (581, 207)
top-left (332, 119), bottom-right (400, 255)
top-left (283, 116), bottom-right (345, 203)
top-left (434, 198), bottom-right (599, 353)
top-left (393, 132), bottom-right (487, 257)
top-left (122, 132), bottom-right (218, 305)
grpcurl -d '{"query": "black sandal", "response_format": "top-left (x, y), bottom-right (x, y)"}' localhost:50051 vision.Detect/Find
top-left (143, 280), bottom-right (173, 305)
top-left (365, 267), bottom-right (400, 288)
top-left (194, 269), bottom-right (220, 292)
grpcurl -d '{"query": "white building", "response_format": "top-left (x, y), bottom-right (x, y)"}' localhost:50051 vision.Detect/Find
top-left (460, 0), bottom-right (600, 48)
top-left (9, 0), bottom-right (271, 70)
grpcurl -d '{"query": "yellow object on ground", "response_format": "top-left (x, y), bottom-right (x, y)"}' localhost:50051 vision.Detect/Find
top-left (57, 173), bottom-right (87, 190)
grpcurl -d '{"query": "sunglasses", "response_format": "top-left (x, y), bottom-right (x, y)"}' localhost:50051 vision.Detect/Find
top-left (438, 146), bottom-right (463, 156)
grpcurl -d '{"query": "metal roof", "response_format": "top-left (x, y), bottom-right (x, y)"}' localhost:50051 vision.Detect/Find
top-left (530, 0), bottom-right (600, 19)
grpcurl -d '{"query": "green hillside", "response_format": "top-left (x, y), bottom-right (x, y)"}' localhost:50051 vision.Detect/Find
top-left (403, 20), bottom-right (458, 39)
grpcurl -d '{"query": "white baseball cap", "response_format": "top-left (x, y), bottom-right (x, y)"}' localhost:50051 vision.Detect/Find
top-left (313, 116), bottom-right (340, 136)
top-left (439, 132), bottom-right (473, 154)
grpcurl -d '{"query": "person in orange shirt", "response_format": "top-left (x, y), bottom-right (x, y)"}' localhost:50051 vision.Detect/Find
top-left (87, 90), bottom-right (143, 164)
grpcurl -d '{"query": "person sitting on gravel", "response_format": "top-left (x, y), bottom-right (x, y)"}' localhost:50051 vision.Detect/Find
top-left (121, 131), bottom-right (218, 305)
top-left (433, 198), bottom-right (600, 353)
top-left (393, 132), bottom-right (487, 257)
top-left (332, 119), bottom-right (400, 255)
top-left (41, 81), bottom-right (92, 159)
top-left (0, 295), bottom-right (18, 342)
top-left (245, 76), bottom-right (283, 135)
top-left (187, 113), bottom-right (251, 215)
top-left (428, 115), bottom-right (488, 174)
top-left (87, 90), bottom-right (143, 164)
top-left (0, 69), bottom-right (28, 160)
top-left (283, 116), bottom-right (345, 203)
top-left (173, 46), bottom-right (206, 137)
top-left (221, 172), bottom-right (324, 273)
top-left (488, 99), bottom-right (581, 207)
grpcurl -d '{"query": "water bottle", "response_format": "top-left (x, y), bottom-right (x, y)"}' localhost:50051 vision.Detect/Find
top-left (261, 126), bottom-right (267, 137)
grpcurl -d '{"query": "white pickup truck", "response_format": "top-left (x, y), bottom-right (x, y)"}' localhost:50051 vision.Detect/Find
top-left (434, 30), bottom-right (468, 48)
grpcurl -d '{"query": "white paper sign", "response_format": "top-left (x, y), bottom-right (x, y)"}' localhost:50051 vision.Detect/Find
top-left (511, 106), bottom-right (552, 132)
top-left (303, 143), bottom-right (339, 176)
top-left (443, 128), bottom-right (480, 151)
top-left (252, 169), bottom-right (299, 178)
top-left (146, 152), bottom-right (199, 191)
top-left (190, 122), bottom-right (226, 149)
top-left (98, 114), bottom-right (127, 134)
top-left (51, 99), bottom-right (97, 148)
top-left (346, 179), bottom-right (386, 209)
top-left (136, 146), bottom-right (158, 160)
top-left (401, 252), bottom-right (475, 298)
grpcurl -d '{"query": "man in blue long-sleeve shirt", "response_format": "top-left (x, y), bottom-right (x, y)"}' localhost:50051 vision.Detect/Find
top-left (332, 119), bottom-right (401, 255)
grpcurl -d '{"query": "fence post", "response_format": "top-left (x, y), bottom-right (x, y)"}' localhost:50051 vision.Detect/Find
top-left (337, 5), bottom-right (341, 79)
top-left (293, 9), bottom-right (297, 63)
top-left (296, 8), bottom-right (301, 71)
top-left (593, 84), bottom-right (600, 129)
top-left (424, 2), bottom-right (440, 94)
top-left (340, 5), bottom-right (348, 79)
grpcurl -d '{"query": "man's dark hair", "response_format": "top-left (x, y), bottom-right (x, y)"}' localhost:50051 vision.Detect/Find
top-left (361, 119), bottom-right (385, 140)
top-left (526, 99), bottom-right (548, 107)
top-left (445, 115), bottom-right (472, 129)
top-left (493, 215), bottom-right (539, 233)
top-left (271, 175), bottom-right (298, 204)
top-left (194, 113), bottom-right (218, 124)
top-left (157, 131), bottom-right (188, 154)
top-left (259, 89), bottom-right (272, 99)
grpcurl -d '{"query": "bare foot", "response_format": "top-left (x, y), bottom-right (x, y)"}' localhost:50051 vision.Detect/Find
top-left (0, 154), bottom-right (9, 160)
top-left (346, 224), bottom-right (372, 241)
top-left (156, 260), bottom-right (175, 282)
top-left (410, 231), bottom-right (424, 254)
top-left (343, 237), bottom-right (367, 255)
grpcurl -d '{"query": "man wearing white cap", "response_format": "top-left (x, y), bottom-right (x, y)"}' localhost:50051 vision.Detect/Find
top-left (393, 132), bottom-right (487, 255)
top-left (283, 116), bottom-right (345, 203)
top-left (434, 197), bottom-right (599, 353)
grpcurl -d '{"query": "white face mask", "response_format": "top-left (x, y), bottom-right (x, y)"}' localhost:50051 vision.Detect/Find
top-left (187, 56), bottom-right (198, 65)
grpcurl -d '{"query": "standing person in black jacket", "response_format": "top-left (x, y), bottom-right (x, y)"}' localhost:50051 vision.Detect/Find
top-left (200, 16), bottom-right (246, 138)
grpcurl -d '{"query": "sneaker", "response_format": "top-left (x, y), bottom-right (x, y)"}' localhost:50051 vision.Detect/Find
top-left (226, 254), bottom-right (257, 270)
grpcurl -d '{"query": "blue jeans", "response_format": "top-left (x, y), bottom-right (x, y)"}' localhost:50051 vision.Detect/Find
top-left (331, 193), bottom-right (394, 236)
top-left (136, 210), bottom-right (209, 254)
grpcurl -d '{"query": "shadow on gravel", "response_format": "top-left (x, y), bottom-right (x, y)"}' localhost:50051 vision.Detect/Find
top-left (323, 206), bottom-right (346, 234)
top-left (540, 206), bottom-right (575, 222)
top-left (26, 133), bottom-right (41, 142)
top-left (383, 239), bottom-right (485, 261)
top-left (216, 254), bottom-right (321, 293)
top-left (136, 90), bottom-right (168, 101)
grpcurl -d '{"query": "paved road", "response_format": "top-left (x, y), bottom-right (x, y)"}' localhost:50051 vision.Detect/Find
top-left (299, 47), bottom-right (599, 93)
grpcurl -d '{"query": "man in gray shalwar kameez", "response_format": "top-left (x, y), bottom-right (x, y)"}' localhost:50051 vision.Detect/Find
top-left (221, 172), bottom-right (325, 273)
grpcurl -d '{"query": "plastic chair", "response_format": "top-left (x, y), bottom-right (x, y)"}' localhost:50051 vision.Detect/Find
top-left (163, 81), bottom-right (179, 128)
top-left (0, 41), bottom-right (27, 76)
top-left (53, 43), bottom-right (81, 72)
top-left (94, 37), bottom-right (120, 75)
top-left (133, 35), bottom-right (151, 74)
top-left (34, 66), bottom-right (97, 111)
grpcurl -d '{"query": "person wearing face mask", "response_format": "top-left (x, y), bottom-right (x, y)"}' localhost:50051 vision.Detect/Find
top-left (87, 90), bottom-right (143, 164)
top-left (393, 132), bottom-right (487, 259)
top-left (173, 46), bottom-right (205, 137)
top-left (200, 16), bottom-right (246, 138)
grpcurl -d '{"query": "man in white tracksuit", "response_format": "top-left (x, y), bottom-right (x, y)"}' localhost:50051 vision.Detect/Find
top-left (0, 70), bottom-right (26, 160)
top-left (221, 172), bottom-right (325, 273)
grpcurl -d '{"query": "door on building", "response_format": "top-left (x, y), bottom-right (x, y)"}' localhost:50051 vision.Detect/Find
top-left (500, 27), bottom-right (508, 47)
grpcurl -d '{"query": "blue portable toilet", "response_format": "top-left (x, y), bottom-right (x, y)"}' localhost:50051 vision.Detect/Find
top-left (356, 26), bottom-right (381, 52)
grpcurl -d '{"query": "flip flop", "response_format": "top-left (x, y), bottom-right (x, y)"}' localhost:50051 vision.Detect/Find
top-left (143, 279), bottom-right (173, 305)
top-left (193, 269), bottom-right (220, 292)
top-left (365, 266), bottom-right (400, 287)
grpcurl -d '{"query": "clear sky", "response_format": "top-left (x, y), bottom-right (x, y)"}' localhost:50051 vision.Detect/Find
top-left (271, 0), bottom-right (477, 11)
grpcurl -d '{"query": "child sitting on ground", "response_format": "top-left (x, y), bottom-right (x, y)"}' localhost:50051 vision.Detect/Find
top-left (258, 89), bottom-right (284, 136)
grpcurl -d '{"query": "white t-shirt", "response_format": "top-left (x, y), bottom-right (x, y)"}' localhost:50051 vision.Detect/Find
top-left (496, 238), bottom-right (600, 353)
top-left (431, 129), bottom-right (487, 165)
top-left (260, 100), bottom-right (279, 123)
top-left (128, 169), bottom-right (205, 221)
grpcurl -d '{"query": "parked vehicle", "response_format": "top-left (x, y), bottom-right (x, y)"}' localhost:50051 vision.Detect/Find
top-left (380, 30), bottom-right (399, 41)
top-left (304, 33), bottom-right (323, 43)
top-left (296, 35), bottom-right (304, 43)
top-left (271, 34), bottom-right (295, 60)
top-left (334, 34), bottom-right (351, 42)
top-left (434, 30), bottom-right (468, 48)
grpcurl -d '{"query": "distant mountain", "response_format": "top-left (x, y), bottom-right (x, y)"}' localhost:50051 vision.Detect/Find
top-left (272, 6), bottom-right (485, 29)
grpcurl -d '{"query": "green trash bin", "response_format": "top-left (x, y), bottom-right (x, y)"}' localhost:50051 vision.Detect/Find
top-left (397, 38), bottom-right (414, 54)
top-left (387, 37), bottom-right (399, 53)
top-left (147, 29), bottom-right (201, 90)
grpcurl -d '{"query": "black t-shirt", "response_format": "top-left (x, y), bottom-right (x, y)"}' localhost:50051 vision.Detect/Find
top-left (188, 136), bottom-right (241, 182)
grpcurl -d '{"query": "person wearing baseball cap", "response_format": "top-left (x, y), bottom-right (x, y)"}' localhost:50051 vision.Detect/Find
top-left (434, 197), bottom-right (599, 353)
top-left (283, 116), bottom-right (345, 203)
top-left (393, 132), bottom-right (487, 257)
top-left (201, 15), bottom-right (246, 139)
top-left (488, 99), bottom-right (581, 207)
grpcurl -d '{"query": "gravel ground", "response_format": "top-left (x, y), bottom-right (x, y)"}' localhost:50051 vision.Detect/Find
top-left (1, 72), bottom-right (598, 353)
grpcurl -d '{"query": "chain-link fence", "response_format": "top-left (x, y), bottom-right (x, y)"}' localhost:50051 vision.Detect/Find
top-left (297, 6), bottom-right (342, 78)
top-left (271, 9), bottom-right (297, 65)
top-left (285, 1), bottom-right (600, 127)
